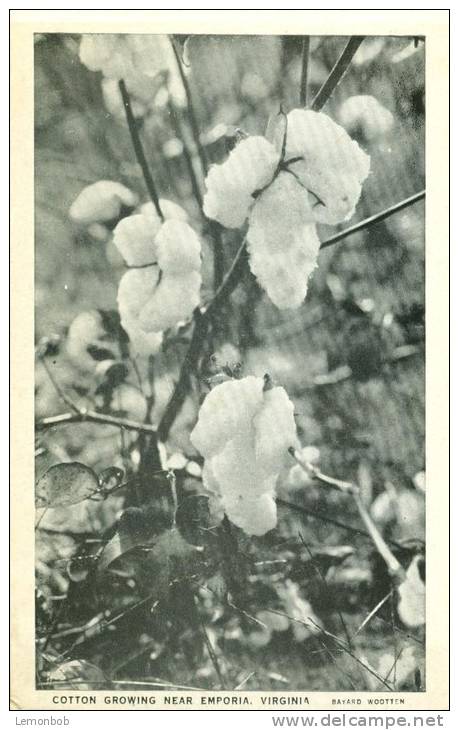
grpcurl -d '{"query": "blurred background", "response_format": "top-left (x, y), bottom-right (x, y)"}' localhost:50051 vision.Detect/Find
top-left (35, 34), bottom-right (425, 692)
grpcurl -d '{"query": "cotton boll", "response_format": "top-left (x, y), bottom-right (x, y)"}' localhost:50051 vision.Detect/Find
top-left (203, 136), bottom-right (278, 228)
top-left (102, 78), bottom-right (146, 119)
top-left (70, 181), bottom-right (138, 225)
top-left (338, 95), bottom-right (394, 140)
top-left (155, 220), bottom-right (201, 275)
top-left (190, 377), bottom-right (264, 458)
top-left (211, 431), bottom-right (276, 499)
top-left (113, 213), bottom-right (158, 267)
top-left (125, 35), bottom-right (175, 79)
top-left (397, 555), bottom-right (425, 628)
top-left (122, 316), bottom-right (163, 357)
top-left (248, 172), bottom-right (315, 255)
top-left (253, 386), bottom-right (299, 475)
top-left (138, 270), bottom-right (201, 332)
top-left (287, 464), bottom-right (314, 489)
top-left (284, 109), bottom-right (370, 225)
top-left (117, 267), bottom-right (160, 324)
top-left (248, 226), bottom-right (321, 309)
top-left (225, 492), bottom-right (278, 537)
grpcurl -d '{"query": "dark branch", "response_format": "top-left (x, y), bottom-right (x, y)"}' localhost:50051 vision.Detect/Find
top-left (311, 36), bottom-right (365, 111)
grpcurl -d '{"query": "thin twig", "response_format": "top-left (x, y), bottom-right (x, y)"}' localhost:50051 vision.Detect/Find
top-left (289, 447), bottom-right (405, 581)
top-left (320, 190), bottom-right (426, 250)
top-left (194, 595), bottom-right (227, 689)
top-left (40, 357), bottom-right (80, 414)
top-left (118, 79), bottom-right (163, 220)
top-left (170, 36), bottom-right (208, 176)
top-left (311, 36), bottom-right (365, 111)
top-left (298, 531), bottom-right (353, 649)
top-left (300, 37), bottom-right (310, 106)
top-left (36, 409), bottom-right (157, 434)
top-left (353, 591), bottom-right (392, 638)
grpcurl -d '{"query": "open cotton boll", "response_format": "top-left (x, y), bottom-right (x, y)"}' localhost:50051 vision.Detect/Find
top-left (253, 386), bottom-right (299, 475)
top-left (156, 219), bottom-right (202, 275)
top-left (397, 555), bottom-right (425, 628)
top-left (203, 136), bottom-right (279, 228)
top-left (224, 492), bottom-right (278, 537)
top-left (247, 172), bottom-right (321, 309)
top-left (284, 109), bottom-right (370, 225)
top-left (117, 267), bottom-right (160, 325)
top-left (338, 95), bottom-right (394, 139)
top-left (191, 377), bottom-right (298, 535)
top-left (138, 270), bottom-right (202, 332)
top-left (121, 316), bottom-right (163, 357)
top-left (114, 198), bottom-right (190, 267)
top-left (113, 213), bottom-right (157, 267)
top-left (70, 181), bottom-right (138, 225)
top-left (190, 376), bottom-right (264, 458)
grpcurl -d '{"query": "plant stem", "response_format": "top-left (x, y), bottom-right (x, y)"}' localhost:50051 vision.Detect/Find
top-left (118, 79), bottom-right (164, 220)
top-left (36, 409), bottom-right (158, 435)
top-left (170, 37), bottom-right (209, 176)
top-left (311, 36), bottom-right (365, 111)
top-left (288, 448), bottom-right (405, 581)
top-left (320, 190), bottom-right (426, 250)
top-left (300, 37), bottom-right (310, 106)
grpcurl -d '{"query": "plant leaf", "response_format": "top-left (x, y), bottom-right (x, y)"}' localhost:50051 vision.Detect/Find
top-left (36, 462), bottom-right (99, 508)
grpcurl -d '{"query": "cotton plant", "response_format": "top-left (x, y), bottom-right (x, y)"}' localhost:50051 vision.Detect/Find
top-left (203, 109), bottom-right (370, 309)
top-left (115, 200), bottom-right (202, 352)
top-left (190, 375), bottom-right (299, 536)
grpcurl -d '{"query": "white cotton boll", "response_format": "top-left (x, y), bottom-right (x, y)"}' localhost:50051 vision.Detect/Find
top-left (122, 316), bottom-right (163, 357)
top-left (203, 136), bottom-right (278, 229)
top-left (397, 555), bottom-right (425, 628)
top-left (190, 377), bottom-right (264, 458)
top-left (117, 267), bottom-right (160, 324)
top-left (225, 492), bottom-right (278, 537)
top-left (70, 181), bottom-right (138, 225)
top-left (284, 109), bottom-right (371, 225)
top-left (248, 172), bottom-right (315, 254)
top-left (113, 213), bottom-right (158, 267)
top-left (155, 220), bottom-right (201, 275)
top-left (138, 270), bottom-right (201, 332)
top-left (338, 95), bottom-right (394, 140)
top-left (211, 432), bottom-right (276, 500)
top-left (247, 172), bottom-right (321, 309)
top-left (248, 228), bottom-right (321, 310)
top-left (370, 490), bottom-right (397, 526)
top-left (254, 386), bottom-right (299, 476)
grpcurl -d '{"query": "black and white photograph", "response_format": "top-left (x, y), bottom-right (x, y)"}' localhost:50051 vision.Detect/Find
top-left (9, 10), bottom-right (450, 713)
